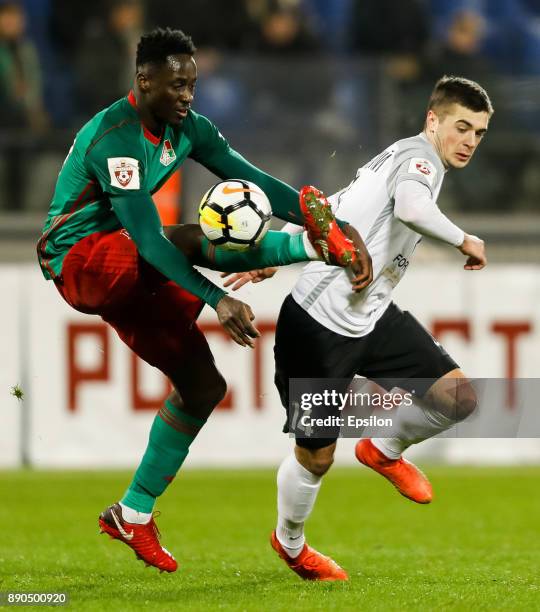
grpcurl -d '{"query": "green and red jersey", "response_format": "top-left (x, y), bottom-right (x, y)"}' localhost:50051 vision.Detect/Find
top-left (38, 91), bottom-right (302, 304)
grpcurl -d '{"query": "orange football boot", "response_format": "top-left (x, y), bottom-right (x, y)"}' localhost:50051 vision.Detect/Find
top-left (299, 185), bottom-right (358, 267)
top-left (99, 503), bottom-right (178, 572)
top-left (270, 530), bottom-right (348, 581)
top-left (355, 439), bottom-right (433, 504)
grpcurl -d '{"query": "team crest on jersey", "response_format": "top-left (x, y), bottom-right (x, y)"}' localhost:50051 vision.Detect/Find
top-left (415, 161), bottom-right (431, 175)
top-left (408, 157), bottom-right (436, 186)
top-left (160, 139), bottom-right (176, 166)
top-left (107, 157), bottom-right (140, 190)
top-left (115, 162), bottom-right (134, 186)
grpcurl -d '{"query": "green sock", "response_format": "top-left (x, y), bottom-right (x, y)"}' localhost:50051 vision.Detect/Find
top-left (121, 400), bottom-right (206, 513)
top-left (201, 231), bottom-right (308, 272)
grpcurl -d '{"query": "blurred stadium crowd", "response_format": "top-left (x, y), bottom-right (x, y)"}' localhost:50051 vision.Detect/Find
top-left (1, 0), bottom-right (539, 222)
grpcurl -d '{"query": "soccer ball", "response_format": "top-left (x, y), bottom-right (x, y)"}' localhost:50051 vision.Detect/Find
top-left (198, 180), bottom-right (272, 250)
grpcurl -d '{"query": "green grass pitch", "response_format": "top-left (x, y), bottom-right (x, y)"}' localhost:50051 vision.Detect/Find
top-left (1, 466), bottom-right (540, 611)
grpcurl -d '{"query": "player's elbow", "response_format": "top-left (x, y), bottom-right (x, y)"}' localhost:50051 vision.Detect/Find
top-left (394, 203), bottom-right (423, 226)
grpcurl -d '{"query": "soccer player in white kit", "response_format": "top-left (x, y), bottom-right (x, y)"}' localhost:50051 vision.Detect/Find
top-left (226, 76), bottom-right (493, 580)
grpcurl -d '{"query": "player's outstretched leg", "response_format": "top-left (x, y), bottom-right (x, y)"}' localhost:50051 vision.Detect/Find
top-left (299, 185), bottom-right (357, 266)
top-left (166, 223), bottom-right (338, 273)
top-left (99, 503), bottom-right (177, 572)
top-left (355, 438), bottom-right (433, 504)
top-left (270, 531), bottom-right (348, 581)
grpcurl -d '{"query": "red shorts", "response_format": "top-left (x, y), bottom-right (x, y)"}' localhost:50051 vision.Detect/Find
top-left (55, 230), bottom-right (209, 378)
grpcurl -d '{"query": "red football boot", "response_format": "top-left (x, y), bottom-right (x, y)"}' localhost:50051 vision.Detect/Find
top-left (99, 503), bottom-right (178, 572)
top-left (355, 439), bottom-right (433, 504)
top-left (270, 531), bottom-right (348, 581)
top-left (299, 185), bottom-right (358, 266)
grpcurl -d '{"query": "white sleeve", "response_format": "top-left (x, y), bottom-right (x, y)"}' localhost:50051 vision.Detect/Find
top-left (394, 180), bottom-right (465, 247)
top-left (280, 222), bottom-right (304, 235)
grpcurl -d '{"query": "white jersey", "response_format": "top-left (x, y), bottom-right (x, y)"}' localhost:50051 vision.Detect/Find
top-left (292, 133), bottom-right (446, 337)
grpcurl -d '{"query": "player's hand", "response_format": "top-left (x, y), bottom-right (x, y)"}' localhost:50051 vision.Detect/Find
top-left (458, 234), bottom-right (487, 270)
top-left (343, 224), bottom-right (373, 291)
top-left (220, 268), bottom-right (278, 291)
top-left (216, 295), bottom-right (260, 348)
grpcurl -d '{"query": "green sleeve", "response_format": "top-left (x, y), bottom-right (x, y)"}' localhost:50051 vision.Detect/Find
top-left (188, 112), bottom-right (303, 224)
top-left (111, 193), bottom-right (226, 309)
top-left (85, 130), bottom-right (225, 309)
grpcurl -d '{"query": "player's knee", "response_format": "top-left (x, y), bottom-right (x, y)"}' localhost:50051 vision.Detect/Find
top-left (197, 373), bottom-right (227, 411)
top-left (454, 381), bottom-right (478, 421)
top-left (175, 372), bottom-right (227, 416)
top-left (212, 374), bottom-right (228, 406)
top-left (432, 380), bottom-right (478, 422)
top-left (429, 375), bottom-right (478, 423)
top-left (295, 444), bottom-right (335, 477)
top-left (307, 454), bottom-right (334, 477)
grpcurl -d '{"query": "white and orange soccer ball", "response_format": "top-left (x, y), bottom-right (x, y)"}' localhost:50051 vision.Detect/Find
top-left (198, 180), bottom-right (272, 250)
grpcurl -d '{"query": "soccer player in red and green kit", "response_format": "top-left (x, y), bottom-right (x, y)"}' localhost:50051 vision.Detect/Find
top-left (37, 28), bottom-right (372, 572)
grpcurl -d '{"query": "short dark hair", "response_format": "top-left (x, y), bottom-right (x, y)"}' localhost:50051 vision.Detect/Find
top-left (428, 75), bottom-right (494, 117)
top-left (136, 28), bottom-right (196, 68)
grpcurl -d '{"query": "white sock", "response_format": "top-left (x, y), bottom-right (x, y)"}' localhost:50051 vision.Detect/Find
top-left (276, 453), bottom-right (322, 558)
top-left (372, 400), bottom-right (456, 460)
top-left (371, 437), bottom-right (405, 460)
top-left (119, 502), bottom-right (152, 524)
top-left (302, 231), bottom-right (322, 261)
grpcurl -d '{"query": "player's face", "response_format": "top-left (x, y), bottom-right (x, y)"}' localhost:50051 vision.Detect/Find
top-left (427, 104), bottom-right (489, 168)
top-left (146, 54), bottom-right (197, 126)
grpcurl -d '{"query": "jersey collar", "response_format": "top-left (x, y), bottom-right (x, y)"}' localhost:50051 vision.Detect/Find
top-left (419, 131), bottom-right (448, 173)
top-left (127, 90), bottom-right (162, 146)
